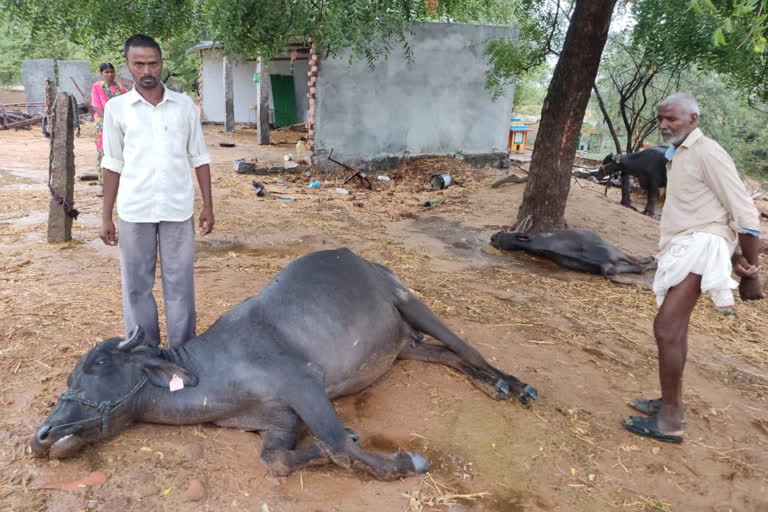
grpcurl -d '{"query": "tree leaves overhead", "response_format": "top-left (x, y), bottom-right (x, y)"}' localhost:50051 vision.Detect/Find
top-left (0, 0), bottom-right (199, 55)
top-left (632, 0), bottom-right (768, 101)
top-left (0, 0), bottom-right (518, 64)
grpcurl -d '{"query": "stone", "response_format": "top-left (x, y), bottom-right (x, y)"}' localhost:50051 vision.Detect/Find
top-left (184, 478), bottom-right (207, 502)
top-left (183, 441), bottom-right (205, 461)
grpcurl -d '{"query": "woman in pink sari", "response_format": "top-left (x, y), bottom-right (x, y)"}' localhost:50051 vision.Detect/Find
top-left (91, 63), bottom-right (127, 197)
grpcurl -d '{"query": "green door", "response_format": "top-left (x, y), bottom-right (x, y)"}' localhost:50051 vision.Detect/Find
top-left (270, 74), bottom-right (298, 127)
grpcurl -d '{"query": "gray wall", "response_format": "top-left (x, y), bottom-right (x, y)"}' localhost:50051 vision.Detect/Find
top-left (313, 22), bottom-right (517, 170)
top-left (57, 61), bottom-right (92, 103)
top-left (22, 59), bottom-right (56, 113)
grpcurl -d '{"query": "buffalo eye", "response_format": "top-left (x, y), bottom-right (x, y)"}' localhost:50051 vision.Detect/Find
top-left (96, 360), bottom-right (106, 366)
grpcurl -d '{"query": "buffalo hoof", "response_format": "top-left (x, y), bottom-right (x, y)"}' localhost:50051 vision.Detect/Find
top-left (517, 385), bottom-right (538, 406)
top-left (406, 452), bottom-right (429, 473)
top-left (494, 378), bottom-right (510, 400)
top-left (344, 428), bottom-right (360, 444)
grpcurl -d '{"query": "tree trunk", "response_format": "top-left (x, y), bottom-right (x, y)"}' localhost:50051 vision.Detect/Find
top-left (515, 0), bottom-right (617, 233)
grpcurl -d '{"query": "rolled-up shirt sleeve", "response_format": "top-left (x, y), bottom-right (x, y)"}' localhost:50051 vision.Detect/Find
top-left (187, 100), bottom-right (211, 168)
top-left (702, 144), bottom-right (760, 234)
top-left (101, 101), bottom-right (125, 174)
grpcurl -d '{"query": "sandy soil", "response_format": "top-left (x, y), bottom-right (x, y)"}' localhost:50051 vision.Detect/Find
top-left (1, 121), bottom-right (768, 512)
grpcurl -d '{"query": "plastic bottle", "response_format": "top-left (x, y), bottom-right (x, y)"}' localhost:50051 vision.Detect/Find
top-left (308, 180), bottom-right (322, 188)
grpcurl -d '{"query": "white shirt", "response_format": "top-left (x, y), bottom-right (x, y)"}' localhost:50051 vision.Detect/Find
top-left (102, 85), bottom-right (211, 223)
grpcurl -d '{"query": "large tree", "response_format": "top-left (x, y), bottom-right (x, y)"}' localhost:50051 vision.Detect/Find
top-left (514, 0), bottom-right (617, 233)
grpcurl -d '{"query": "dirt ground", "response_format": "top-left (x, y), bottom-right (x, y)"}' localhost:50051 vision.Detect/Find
top-left (2, 119), bottom-right (768, 512)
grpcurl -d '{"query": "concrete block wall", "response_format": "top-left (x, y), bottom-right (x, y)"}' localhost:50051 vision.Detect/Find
top-left (313, 22), bottom-right (517, 171)
top-left (22, 59), bottom-right (55, 113)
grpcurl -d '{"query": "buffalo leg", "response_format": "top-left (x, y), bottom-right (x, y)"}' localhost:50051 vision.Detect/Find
top-left (279, 374), bottom-right (428, 480)
top-left (620, 174), bottom-right (633, 207)
top-left (601, 262), bottom-right (650, 276)
top-left (395, 297), bottom-right (536, 405)
top-left (604, 246), bottom-right (655, 266)
top-left (398, 341), bottom-right (536, 404)
top-left (643, 185), bottom-right (659, 217)
top-left (261, 423), bottom-right (331, 477)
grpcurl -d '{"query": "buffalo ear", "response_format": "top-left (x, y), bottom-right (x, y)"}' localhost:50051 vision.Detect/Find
top-left (143, 361), bottom-right (199, 388)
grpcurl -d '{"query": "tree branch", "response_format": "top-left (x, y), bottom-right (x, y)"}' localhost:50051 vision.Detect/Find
top-left (593, 82), bottom-right (622, 154)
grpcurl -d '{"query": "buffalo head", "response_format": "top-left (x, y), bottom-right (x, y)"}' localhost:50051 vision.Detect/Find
top-left (490, 231), bottom-right (533, 252)
top-left (30, 326), bottom-right (197, 459)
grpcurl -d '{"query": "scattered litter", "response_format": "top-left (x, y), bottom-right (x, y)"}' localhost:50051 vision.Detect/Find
top-left (273, 194), bottom-right (295, 201)
top-left (233, 159), bottom-right (290, 175)
top-left (651, 447), bottom-right (660, 455)
top-left (162, 487), bottom-right (173, 496)
top-left (219, 142), bottom-right (236, 148)
top-left (284, 153), bottom-right (293, 161)
top-left (252, 181), bottom-right (266, 197)
top-left (377, 175), bottom-right (390, 182)
top-left (430, 173), bottom-right (452, 190)
top-left (308, 180), bottom-right (322, 188)
top-left (329, 148), bottom-right (372, 190)
top-left (336, 188), bottom-right (349, 195)
top-left (423, 200), bottom-right (437, 207)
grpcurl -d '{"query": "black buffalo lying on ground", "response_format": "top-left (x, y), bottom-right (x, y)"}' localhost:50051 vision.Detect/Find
top-left (30, 248), bottom-right (536, 481)
top-left (597, 146), bottom-right (668, 217)
top-left (491, 229), bottom-right (656, 278)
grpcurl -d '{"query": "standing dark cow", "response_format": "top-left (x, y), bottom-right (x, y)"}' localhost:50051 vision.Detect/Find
top-left (599, 146), bottom-right (668, 216)
top-left (30, 248), bottom-right (536, 481)
top-left (491, 229), bottom-right (655, 278)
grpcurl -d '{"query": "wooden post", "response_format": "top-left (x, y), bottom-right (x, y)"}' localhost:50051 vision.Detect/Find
top-left (223, 56), bottom-right (235, 133)
top-left (44, 78), bottom-right (56, 116)
top-left (256, 58), bottom-right (270, 145)
top-left (47, 93), bottom-right (75, 243)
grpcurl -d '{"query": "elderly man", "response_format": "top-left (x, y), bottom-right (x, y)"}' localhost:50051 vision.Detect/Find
top-left (623, 93), bottom-right (763, 443)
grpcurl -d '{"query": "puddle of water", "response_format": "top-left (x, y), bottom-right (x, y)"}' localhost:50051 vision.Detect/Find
top-left (196, 238), bottom-right (304, 259)
top-left (3, 211), bottom-right (47, 226)
top-left (362, 434), bottom-right (473, 479)
top-left (0, 168), bottom-right (39, 187)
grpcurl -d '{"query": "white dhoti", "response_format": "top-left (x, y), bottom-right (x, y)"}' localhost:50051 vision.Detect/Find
top-left (653, 232), bottom-right (737, 308)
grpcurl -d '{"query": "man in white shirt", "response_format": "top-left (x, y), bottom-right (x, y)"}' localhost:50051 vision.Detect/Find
top-left (99, 34), bottom-right (214, 348)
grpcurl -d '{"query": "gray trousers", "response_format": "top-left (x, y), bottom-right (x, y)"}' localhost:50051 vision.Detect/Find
top-left (118, 217), bottom-right (196, 348)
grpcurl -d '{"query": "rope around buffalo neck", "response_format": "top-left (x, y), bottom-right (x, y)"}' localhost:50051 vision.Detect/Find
top-left (50, 376), bottom-right (149, 434)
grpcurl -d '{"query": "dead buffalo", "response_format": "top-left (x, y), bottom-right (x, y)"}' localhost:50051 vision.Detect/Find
top-left (30, 248), bottom-right (536, 481)
top-left (490, 229), bottom-right (655, 278)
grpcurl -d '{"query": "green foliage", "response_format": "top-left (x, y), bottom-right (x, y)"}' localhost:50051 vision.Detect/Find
top-left (0, 18), bottom-right (87, 84)
top-left (484, 0), bottom-right (569, 100)
top-left (0, 0), bottom-right (200, 56)
top-left (683, 70), bottom-right (768, 179)
top-left (633, 0), bottom-right (768, 101)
